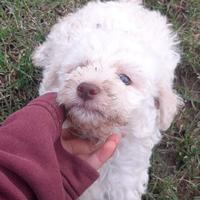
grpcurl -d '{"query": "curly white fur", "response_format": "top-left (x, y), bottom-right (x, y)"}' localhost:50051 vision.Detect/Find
top-left (32, 0), bottom-right (182, 199)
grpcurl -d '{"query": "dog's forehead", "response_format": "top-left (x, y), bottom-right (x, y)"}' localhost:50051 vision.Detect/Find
top-left (62, 34), bottom-right (159, 69)
top-left (57, 28), bottom-right (161, 82)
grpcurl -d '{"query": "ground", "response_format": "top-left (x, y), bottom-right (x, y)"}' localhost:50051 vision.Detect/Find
top-left (0, 0), bottom-right (199, 199)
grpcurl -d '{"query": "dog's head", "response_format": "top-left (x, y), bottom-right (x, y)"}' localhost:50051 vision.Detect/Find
top-left (32, 1), bottom-right (182, 140)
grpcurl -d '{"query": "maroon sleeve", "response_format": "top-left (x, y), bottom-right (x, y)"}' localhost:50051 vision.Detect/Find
top-left (0, 93), bottom-right (99, 200)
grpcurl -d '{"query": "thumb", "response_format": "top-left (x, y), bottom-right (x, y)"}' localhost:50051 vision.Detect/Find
top-left (87, 134), bottom-right (120, 170)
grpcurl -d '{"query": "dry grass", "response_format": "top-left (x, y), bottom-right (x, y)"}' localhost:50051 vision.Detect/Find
top-left (0, 0), bottom-right (200, 199)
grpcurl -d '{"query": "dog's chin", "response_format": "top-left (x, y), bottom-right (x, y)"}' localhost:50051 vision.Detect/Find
top-left (66, 105), bottom-right (105, 128)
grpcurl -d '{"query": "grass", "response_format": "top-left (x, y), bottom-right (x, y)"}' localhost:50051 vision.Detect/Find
top-left (0, 0), bottom-right (200, 199)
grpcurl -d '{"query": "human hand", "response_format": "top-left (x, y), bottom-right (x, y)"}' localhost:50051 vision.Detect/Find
top-left (61, 129), bottom-right (121, 170)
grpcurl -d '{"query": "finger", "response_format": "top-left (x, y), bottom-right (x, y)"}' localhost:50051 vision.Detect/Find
top-left (87, 134), bottom-right (120, 169)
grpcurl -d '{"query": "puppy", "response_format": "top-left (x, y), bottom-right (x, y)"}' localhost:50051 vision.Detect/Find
top-left (32, 0), bottom-right (182, 199)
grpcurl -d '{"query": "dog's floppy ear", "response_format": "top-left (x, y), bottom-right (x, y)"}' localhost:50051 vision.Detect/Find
top-left (32, 40), bottom-right (53, 68)
top-left (157, 86), bottom-right (183, 131)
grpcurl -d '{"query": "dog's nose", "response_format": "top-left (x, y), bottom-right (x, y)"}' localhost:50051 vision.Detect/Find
top-left (77, 82), bottom-right (100, 101)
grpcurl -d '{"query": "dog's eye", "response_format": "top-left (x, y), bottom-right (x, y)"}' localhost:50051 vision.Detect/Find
top-left (119, 74), bottom-right (132, 85)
